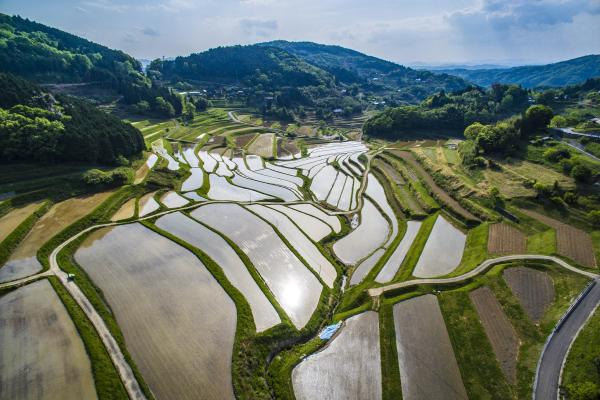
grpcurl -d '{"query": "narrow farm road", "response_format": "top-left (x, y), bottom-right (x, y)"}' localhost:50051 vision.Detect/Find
top-left (534, 279), bottom-right (600, 400)
top-left (560, 139), bottom-right (600, 162)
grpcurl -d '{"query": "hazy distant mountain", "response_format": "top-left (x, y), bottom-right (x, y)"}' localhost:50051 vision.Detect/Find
top-left (437, 55), bottom-right (600, 88)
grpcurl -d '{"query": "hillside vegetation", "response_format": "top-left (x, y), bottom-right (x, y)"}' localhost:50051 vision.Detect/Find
top-left (0, 73), bottom-right (143, 164)
top-left (439, 55), bottom-right (600, 88)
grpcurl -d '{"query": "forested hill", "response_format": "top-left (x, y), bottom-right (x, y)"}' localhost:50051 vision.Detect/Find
top-left (438, 55), bottom-right (600, 88)
top-left (261, 40), bottom-right (468, 91)
top-left (0, 73), bottom-right (144, 164)
top-left (149, 45), bottom-right (333, 88)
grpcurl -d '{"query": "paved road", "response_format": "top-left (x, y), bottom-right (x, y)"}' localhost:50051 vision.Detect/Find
top-left (560, 139), bottom-right (600, 162)
top-left (534, 279), bottom-right (600, 400)
top-left (368, 254), bottom-right (598, 297)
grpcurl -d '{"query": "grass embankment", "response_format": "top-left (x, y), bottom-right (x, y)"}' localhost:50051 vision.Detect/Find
top-left (561, 307), bottom-right (600, 399)
top-left (379, 303), bottom-right (403, 400)
top-left (393, 213), bottom-right (437, 281)
top-left (40, 186), bottom-right (154, 400)
top-left (0, 201), bottom-right (50, 266)
top-left (505, 206), bottom-right (557, 254)
top-left (450, 222), bottom-right (490, 277)
top-left (48, 276), bottom-right (129, 400)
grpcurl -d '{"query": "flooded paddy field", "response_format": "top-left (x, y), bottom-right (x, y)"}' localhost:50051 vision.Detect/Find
top-left (182, 145), bottom-right (199, 167)
top-left (191, 203), bottom-right (322, 329)
top-left (267, 205), bottom-right (333, 241)
top-left (470, 287), bottom-right (519, 384)
top-left (0, 191), bottom-right (112, 283)
top-left (133, 153), bottom-right (157, 184)
top-left (366, 174), bottom-right (398, 246)
top-left (333, 199), bottom-right (389, 265)
top-left (160, 191), bottom-right (189, 208)
top-left (350, 248), bottom-right (385, 285)
top-left (255, 168), bottom-right (303, 187)
top-left (0, 201), bottom-right (42, 242)
top-left (207, 174), bottom-right (272, 201)
top-left (413, 215), bottom-right (466, 278)
top-left (503, 267), bottom-right (555, 322)
top-left (326, 172), bottom-right (346, 207)
top-left (181, 168), bottom-right (204, 191)
top-left (231, 173), bottom-right (298, 201)
top-left (198, 151), bottom-right (217, 173)
top-left (393, 294), bottom-right (468, 400)
top-left (247, 205), bottom-right (337, 287)
top-left (290, 204), bottom-right (342, 233)
top-left (310, 165), bottom-right (338, 201)
top-left (110, 198), bottom-right (136, 221)
top-left (292, 311), bottom-right (381, 400)
top-left (375, 221), bottom-right (422, 283)
top-left (75, 223), bottom-right (236, 400)
top-left (138, 191), bottom-right (160, 217)
top-left (155, 212), bottom-right (280, 331)
top-left (0, 280), bottom-right (96, 400)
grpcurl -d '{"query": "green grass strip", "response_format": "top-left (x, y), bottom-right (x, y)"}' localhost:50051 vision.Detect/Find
top-left (379, 303), bottom-right (403, 400)
top-left (393, 213), bottom-right (438, 281)
top-left (0, 201), bottom-right (50, 266)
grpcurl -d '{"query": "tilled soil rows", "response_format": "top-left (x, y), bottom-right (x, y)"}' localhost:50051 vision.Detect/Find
top-left (487, 223), bottom-right (527, 255)
top-left (469, 286), bottom-right (519, 384)
top-left (503, 267), bottom-right (555, 323)
top-left (520, 209), bottom-right (596, 268)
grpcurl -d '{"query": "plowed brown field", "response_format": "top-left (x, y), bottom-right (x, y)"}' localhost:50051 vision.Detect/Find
top-left (503, 267), bottom-right (555, 323)
top-left (520, 209), bottom-right (596, 268)
top-left (487, 223), bottom-right (527, 255)
top-left (470, 286), bottom-right (519, 384)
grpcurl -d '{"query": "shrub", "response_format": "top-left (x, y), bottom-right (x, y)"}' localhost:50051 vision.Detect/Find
top-left (571, 164), bottom-right (592, 183)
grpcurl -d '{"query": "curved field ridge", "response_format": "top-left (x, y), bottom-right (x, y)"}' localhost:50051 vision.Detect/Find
top-left (333, 198), bottom-right (389, 265)
top-left (0, 201), bottom-right (42, 242)
top-left (413, 215), bottom-right (466, 278)
top-left (487, 223), bottom-right (526, 255)
top-left (155, 212), bottom-right (281, 331)
top-left (267, 205), bottom-right (332, 241)
top-left (191, 203), bottom-right (322, 329)
top-left (366, 173), bottom-right (398, 247)
top-left (393, 294), bottom-right (468, 400)
top-left (350, 249), bottom-right (385, 286)
top-left (0, 280), bottom-right (97, 400)
top-left (469, 286), bottom-right (519, 384)
top-left (376, 221), bottom-right (422, 283)
top-left (292, 311), bottom-right (381, 400)
top-left (75, 223), bottom-right (236, 400)
top-left (520, 209), bottom-right (596, 268)
top-left (503, 267), bottom-right (555, 323)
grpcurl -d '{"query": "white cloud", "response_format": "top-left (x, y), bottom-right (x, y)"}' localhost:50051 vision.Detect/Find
top-left (239, 18), bottom-right (279, 37)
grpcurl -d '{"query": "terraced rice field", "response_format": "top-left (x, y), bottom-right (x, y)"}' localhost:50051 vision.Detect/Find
top-left (133, 153), bottom-right (157, 184)
top-left (160, 191), bottom-right (189, 208)
top-left (235, 133), bottom-right (257, 148)
top-left (181, 168), bottom-right (204, 191)
top-left (520, 209), bottom-right (596, 267)
top-left (469, 286), bottom-right (519, 384)
top-left (503, 267), bottom-right (555, 322)
top-left (350, 248), bottom-right (385, 285)
top-left (333, 199), bottom-right (389, 265)
top-left (310, 165), bottom-right (339, 201)
top-left (0, 201), bottom-right (42, 242)
top-left (191, 203), bottom-right (323, 328)
top-left (376, 159), bottom-right (404, 184)
top-left (207, 174), bottom-right (272, 202)
top-left (267, 205), bottom-right (332, 241)
top-left (413, 215), bottom-right (466, 278)
top-left (75, 223), bottom-right (236, 400)
top-left (138, 191), bottom-right (160, 217)
top-left (231, 174), bottom-right (298, 201)
top-left (198, 151), bottom-right (217, 173)
top-left (247, 133), bottom-right (274, 158)
top-left (247, 205), bottom-right (337, 287)
top-left (0, 280), bottom-right (96, 400)
top-left (292, 311), bottom-right (381, 400)
top-left (0, 191), bottom-right (112, 283)
top-left (366, 174), bottom-right (398, 247)
top-left (110, 198), bottom-right (136, 221)
top-left (487, 223), bottom-right (527, 255)
top-left (393, 294), bottom-right (468, 400)
top-left (155, 212), bottom-right (280, 331)
top-left (390, 150), bottom-right (477, 221)
top-left (289, 204), bottom-right (342, 233)
top-left (375, 221), bottom-right (422, 283)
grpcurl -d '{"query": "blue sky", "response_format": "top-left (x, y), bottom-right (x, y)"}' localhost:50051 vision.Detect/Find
top-left (2, 0), bottom-right (599, 65)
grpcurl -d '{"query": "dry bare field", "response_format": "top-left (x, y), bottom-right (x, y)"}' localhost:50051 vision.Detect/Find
top-left (503, 267), bottom-right (555, 323)
top-left (390, 150), bottom-right (478, 221)
top-left (487, 223), bottom-right (527, 255)
top-left (0, 280), bottom-right (96, 400)
top-left (292, 311), bottom-right (381, 400)
top-left (110, 198), bottom-right (135, 221)
top-left (0, 201), bottom-right (43, 242)
top-left (393, 294), bottom-right (468, 400)
top-left (247, 133), bottom-right (274, 158)
top-left (375, 159), bottom-right (405, 184)
top-left (138, 191), bottom-right (160, 216)
top-left (235, 132), bottom-right (257, 148)
top-left (469, 286), bottom-right (519, 384)
top-left (0, 191), bottom-right (112, 283)
top-left (75, 223), bottom-right (236, 400)
top-left (520, 209), bottom-right (596, 267)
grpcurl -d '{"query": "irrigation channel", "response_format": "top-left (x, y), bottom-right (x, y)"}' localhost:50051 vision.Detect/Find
top-left (1, 142), bottom-right (598, 400)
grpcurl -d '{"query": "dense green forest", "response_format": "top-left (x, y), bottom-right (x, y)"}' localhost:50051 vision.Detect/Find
top-left (439, 55), bottom-right (600, 88)
top-left (0, 14), bottom-right (184, 117)
top-left (0, 73), bottom-right (144, 164)
top-left (363, 83), bottom-right (530, 138)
